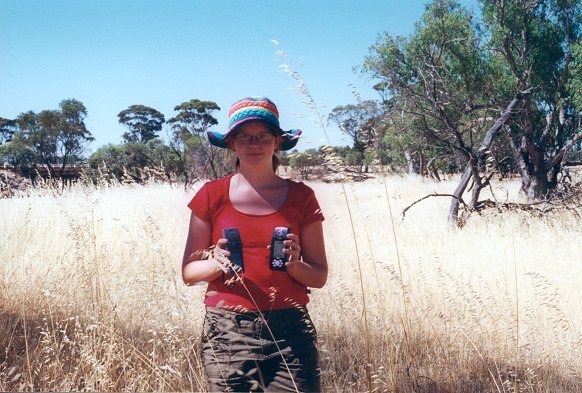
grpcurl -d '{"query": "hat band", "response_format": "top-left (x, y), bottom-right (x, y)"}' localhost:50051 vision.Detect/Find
top-left (228, 108), bottom-right (280, 129)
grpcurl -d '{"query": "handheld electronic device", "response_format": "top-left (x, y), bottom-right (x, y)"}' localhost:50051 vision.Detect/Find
top-left (269, 227), bottom-right (291, 271)
top-left (222, 227), bottom-right (244, 274)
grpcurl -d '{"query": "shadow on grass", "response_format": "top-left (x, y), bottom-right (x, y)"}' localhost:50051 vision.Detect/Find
top-left (0, 301), bottom-right (205, 392)
top-left (318, 328), bottom-right (582, 393)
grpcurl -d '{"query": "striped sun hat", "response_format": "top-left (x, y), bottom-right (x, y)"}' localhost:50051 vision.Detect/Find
top-left (207, 96), bottom-right (302, 151)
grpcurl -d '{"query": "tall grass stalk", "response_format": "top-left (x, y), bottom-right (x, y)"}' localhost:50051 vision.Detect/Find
top-left (351, 183), bottom-right (390, 332)
top-left (512, 235), bottom-right (520, 393)
top-left (382, 162), bottom-right (411, 347)
top-left (461, 329), bottom-right (503, 393)
top-left (274, 42), bottom-right (374, 390)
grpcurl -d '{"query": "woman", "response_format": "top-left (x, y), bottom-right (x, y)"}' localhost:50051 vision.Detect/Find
top-left (182, 96), bottom-right (328, 392)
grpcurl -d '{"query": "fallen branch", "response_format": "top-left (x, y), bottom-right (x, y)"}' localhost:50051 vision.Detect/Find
top-left (401, 181), bottom-right (582, 222)
top-left (401, 192), bottom-right (467, 220)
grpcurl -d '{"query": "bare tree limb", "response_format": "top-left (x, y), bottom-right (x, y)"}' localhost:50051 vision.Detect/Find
top-left (401, 192), bottom-right (467, 220)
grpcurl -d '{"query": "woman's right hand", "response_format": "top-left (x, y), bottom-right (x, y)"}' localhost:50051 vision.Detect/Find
top-left (182, 214), bottom-right (234, 285)
top-left (212, 238), bottom-right (232, 274)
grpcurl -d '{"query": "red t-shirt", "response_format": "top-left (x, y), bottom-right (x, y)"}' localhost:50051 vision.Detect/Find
top-left (187, 174), bottom-right (324, 311)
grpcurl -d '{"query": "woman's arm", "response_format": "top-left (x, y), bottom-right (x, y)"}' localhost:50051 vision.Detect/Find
top-left (182, 213), bottom-right (231, 286)
top-left (285, 220), bottom-right (328, 288)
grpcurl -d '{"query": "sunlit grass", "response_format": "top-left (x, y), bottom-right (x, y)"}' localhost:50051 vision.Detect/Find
top-left (0, 175), bottom-right (580, 392)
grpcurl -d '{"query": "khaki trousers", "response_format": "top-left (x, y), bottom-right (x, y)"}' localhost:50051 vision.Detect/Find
top-left (201, 306), bottom-right (321, 392)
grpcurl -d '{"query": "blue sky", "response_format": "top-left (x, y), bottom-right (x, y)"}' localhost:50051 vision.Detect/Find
top-left (0, 0), bottom-right (481, 153)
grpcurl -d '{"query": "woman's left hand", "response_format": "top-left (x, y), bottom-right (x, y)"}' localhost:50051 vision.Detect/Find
top-left (284, 233), bottom-right (301, 263)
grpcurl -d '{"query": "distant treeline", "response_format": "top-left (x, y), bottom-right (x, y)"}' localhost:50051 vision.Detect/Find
top-left (1, 0), bottom-right (580, 201)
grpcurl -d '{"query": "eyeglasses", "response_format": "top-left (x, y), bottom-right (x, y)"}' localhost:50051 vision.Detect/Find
top-left (234, 133), bottom-right (275, 144)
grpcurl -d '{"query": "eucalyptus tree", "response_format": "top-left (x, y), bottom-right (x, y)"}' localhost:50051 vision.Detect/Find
top-left (364, 0), bottom-right (501, 222)
top-left (364, 0), bottom-right (580, 224)
top-left (56, 99), bottom-right (93, 175)
top-left (2, 99), bottom-right (93, 178)
top-left (167, 99), bottom-right (223, 181)
top-left (480, 0), bottom-right (581, 201)
top-left (328, 100), bottom-right (382, 172)
top-left (118, 105), bottom-right (165, 143)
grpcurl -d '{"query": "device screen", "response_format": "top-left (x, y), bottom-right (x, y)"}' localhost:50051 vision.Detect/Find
top-left (273, 240), bottom-right (286, 259)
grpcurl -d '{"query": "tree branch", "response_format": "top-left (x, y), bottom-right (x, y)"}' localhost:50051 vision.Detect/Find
top-left (401, 192), bottom-right (467, 220)
top-left (547, 130), bottom-right (582, 169)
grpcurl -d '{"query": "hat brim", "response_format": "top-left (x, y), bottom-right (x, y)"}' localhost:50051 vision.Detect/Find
top-left (207, 128), bottom-right (301, 151)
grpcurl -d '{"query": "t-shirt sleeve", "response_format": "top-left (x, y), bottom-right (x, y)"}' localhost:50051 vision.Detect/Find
top-left (187, 183), bottom-right (211, 222)
top-left (302, 187), bottom-right (325, 227)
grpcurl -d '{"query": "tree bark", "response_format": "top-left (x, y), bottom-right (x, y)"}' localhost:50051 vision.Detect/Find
top-left (404, 148), bottom-right (416, 174)
top-left (448, 89), bottom-right (533, 225)
top-left (508, 116), bottom-right (581, 202)
top-left (448, 163), bottom-right (473, 225)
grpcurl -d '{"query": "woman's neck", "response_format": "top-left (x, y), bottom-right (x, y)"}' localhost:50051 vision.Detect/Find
top-left (235, 165), bottom-right (281, 188)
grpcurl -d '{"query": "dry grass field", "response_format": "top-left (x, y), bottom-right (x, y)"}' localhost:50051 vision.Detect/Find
top-left (0, 174), bottom-right (580, 392)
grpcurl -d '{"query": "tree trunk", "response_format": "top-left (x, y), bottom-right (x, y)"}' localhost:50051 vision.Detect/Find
top-left (448, 163), bottom-right (473, 224)
top-left (517, 161), bottom-right (562, 202)
top-left (511, 127), bottom-right (582, 202)
top-left (207, 145), bottom-right (221, 180)
top-left (419, 152), bottom-right (427, 177)
top-left (448, 89), bottom-right (532, 225)
top-left (404, 148), bottom-right (415, 174)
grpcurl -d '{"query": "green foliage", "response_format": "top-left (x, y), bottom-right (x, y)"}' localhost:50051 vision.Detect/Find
top-left (480, 0), bottom-right (577, 94)
top-left (328, 100), bottom-right (382, 154)
top-left (0, 117), bottom-right (17, 145)
top-left (328, 100), bottom-right (383, 172)
top-left (118, 105), bottom-right (165, 143)
top-left (0, 135), bottom-right (36, 168)
top-left (166, 99), bottom-right (225, 182)
top-left (88, 140), bottom-right (173, 183)
top-left (479, 0), bottom-right (581, 199)
top-left (0, 99), bottom-right (93, 176)
top-left (567, 41), bottom-right (582, 109)
top-left (91, 98), bottom-right (230, 184)
top-left (363, 0), bottom-right (580, 199)
top-left (168, 99), bottom-right (220, 135)
top-left (364, 0), bottom-right (495, 174)
top-left (344, 151), bottom-right (363, 167)
top-left (58, 99), bottom-right (94, 161)
top-left (287, 148), bottom-right (325, 179)
top-left (87, 143), bottom-right (126, 180)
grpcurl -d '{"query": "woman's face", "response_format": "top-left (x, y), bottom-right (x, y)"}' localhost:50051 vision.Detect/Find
top-left (231, 121), bottom-right (282, 165)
